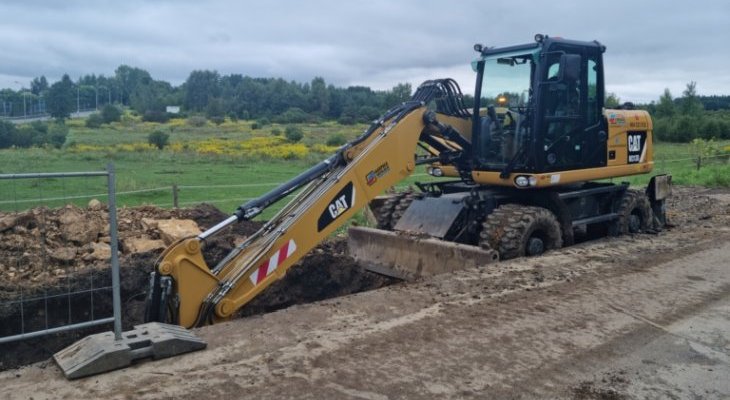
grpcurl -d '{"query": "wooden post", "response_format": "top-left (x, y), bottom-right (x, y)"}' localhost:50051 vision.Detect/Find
top-left (172, 184), bottom-right (179, 208)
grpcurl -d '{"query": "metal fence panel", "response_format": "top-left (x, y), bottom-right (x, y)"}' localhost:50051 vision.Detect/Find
top-left (0, 164), bottom-right (121, 344)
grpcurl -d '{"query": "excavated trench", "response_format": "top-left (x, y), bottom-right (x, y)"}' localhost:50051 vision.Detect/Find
top-left (0, 204), bottom-right (396, 370)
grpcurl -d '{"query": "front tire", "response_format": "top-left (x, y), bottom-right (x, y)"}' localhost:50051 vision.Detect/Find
top-left (480, 204), bottom-right (563, 260)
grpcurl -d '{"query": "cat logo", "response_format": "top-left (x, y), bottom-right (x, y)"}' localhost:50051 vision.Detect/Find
top-left (628, 134), bottom-right (641, 152)
top-left (627, 131), bottom-right (646, 164)
top-left (318, 182), bottom-right (355, 231)
top-left (328, 195), bottom-right (349, 219)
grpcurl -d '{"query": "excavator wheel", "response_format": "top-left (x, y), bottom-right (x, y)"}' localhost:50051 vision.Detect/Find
top-left (376, 189), bottom-right (419, 230)
top-left (480, 204), bottom-right (563, 260)
top-left (616, 189), bottom-right (654, 234)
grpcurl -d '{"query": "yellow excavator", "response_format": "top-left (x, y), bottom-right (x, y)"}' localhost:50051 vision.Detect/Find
top-left (145, 35), bottom-right (671, 328)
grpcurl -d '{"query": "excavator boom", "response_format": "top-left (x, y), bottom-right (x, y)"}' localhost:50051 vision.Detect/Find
top-left (145, 80), bottom-right (491, 328)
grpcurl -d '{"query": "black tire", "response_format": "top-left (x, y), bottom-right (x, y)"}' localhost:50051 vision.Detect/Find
top-left (375, 189), bottom-right (419, 230)
top-left (616, 189), bottom-right (653, 234)
top-left (479, 204), bottom-right (563, 260)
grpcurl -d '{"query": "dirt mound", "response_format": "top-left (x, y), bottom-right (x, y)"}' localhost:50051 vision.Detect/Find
top-left (0, 202), bottom-right (389, 370)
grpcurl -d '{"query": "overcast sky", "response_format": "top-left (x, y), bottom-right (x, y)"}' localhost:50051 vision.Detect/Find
top-left (0, 0), bottom-right (728, 103)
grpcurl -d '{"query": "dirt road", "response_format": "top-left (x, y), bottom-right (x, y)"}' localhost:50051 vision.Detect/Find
top-left (1, 188), bottom-right (729, 399)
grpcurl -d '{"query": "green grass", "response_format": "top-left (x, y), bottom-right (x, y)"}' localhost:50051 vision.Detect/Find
top-left (1, 118), bottom-right (729, 219)
top-left (608, 140), bottom-right (730, 187)
top-left (1, 117), bottom-right (369, 216)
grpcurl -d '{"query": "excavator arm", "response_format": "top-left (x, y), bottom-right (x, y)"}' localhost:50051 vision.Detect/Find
top-left (145, 80), bottom-right (472, 328)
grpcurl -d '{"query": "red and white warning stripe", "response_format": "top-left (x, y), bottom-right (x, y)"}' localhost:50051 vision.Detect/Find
top-left (249, 239), bottom-right (297, 285)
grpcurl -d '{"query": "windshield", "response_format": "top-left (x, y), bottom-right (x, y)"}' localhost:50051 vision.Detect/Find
top-left (472, 49), bottom-right (537, 109)
top-left (471, 49), bottom-right (538, 169)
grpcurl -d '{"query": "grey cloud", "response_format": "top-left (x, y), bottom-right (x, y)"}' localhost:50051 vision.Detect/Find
top-left (0, 0), bottom-right (728, 103)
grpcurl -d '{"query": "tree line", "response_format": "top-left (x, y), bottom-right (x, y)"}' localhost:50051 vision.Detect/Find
top-left (0, 65), bottom-right (413, 124)
top-left (639, 82), bottom-right (730, 142)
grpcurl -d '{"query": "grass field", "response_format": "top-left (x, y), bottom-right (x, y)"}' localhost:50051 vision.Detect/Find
top-left (1, 116), bottom-right (728, 220)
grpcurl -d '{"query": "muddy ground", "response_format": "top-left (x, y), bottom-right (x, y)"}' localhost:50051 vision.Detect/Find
top-left (0, 186), bottom-right (728, 399)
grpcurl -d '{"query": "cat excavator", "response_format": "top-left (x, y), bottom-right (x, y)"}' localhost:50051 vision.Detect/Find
top-left (145, 35), bottom-right (671, 328)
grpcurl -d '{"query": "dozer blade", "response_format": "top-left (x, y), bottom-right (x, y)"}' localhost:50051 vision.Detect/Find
top-left (348, 227), bottom-right (498, 281)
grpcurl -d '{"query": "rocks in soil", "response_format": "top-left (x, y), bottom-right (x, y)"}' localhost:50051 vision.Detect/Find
top-left (0, 204), bottom-right (224, 288)
top-left (122, 236), bottom-right (166, 254)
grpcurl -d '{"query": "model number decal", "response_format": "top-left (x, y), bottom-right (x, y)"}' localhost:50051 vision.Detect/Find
top-left (366, 162), bottom-right (390, 186)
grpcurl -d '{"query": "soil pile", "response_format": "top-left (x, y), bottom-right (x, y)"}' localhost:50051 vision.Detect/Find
top-left (0, 202), bottom-right (389, 370)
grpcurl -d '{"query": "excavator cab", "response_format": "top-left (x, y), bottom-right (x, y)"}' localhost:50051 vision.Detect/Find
top-left (468, 36), bottom-right (610, 181)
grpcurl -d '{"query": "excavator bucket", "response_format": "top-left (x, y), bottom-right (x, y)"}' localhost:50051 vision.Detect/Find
top-left (347, 227), bottom-right (498, 281)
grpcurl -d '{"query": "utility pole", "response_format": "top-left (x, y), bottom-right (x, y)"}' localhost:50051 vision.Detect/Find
top-left (95, 86), bottom-right (99, 110)
top-left (77, 85), bottom-right (80, 114)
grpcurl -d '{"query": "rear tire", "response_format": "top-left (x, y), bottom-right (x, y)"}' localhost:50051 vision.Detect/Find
top-left (375, 189), bottom-right (420, 230)
top-left (616, 190), bottom-right (653, 234)
top-left (480, 204), bottom-right (563, 260)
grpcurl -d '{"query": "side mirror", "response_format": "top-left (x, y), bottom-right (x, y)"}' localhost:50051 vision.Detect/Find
top-left (559, 54), bottom-right (581, 82)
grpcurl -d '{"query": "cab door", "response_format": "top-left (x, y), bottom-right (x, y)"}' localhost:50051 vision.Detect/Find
top-left (536, 45), bottom-right (606, 171)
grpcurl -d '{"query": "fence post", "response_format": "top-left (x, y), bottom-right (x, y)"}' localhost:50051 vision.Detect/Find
top-left (172, 184), bottom-right (179, 208)
top-left (107, 163), bottom-right (122, 341)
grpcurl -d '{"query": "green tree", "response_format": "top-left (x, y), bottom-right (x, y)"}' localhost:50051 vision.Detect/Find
top-left (655, 88), bottom-right (676, 118)
top-left (30, 76), bottom-right (49, 95)
top-left (205, 97), bottom-right (226, 123)
top-left (184, 70), bottom-right (221, 111)
top-left (605, 92), bottom-right (621, 108)
top-left (680, 81), bottom-right (703, 116)
top-left (384, 83), bottom-right (412, 107)
top-left (115, 65), bottom-right (152, 105)
top-left (310, 77), bottom-right (329, 116)
top-left (46, 74), bottom-right (75, 121)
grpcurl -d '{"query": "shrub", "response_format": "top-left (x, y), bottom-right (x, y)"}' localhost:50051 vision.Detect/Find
top-left (227, 112), bottom-right (238, 123)
top-left (275, 107), bottom-right (309, 124)
top-left (13, 126), bottom-right (34, 148)
top-left (47, 123), bottom-right (69, 149)
top-left (326, 133), bottom-right (347, 147)
top-left (85, 113), bottom-right (104, 128)
top-left (358, 106), bottom-right (381, 122)
top-left (187, 115), bottom-right (207, 127)
top-left (337, 114), bottom-right (356, 125)
top-left (256, 117), bottom-right (270, 128)
top-left (101, 104), bottom-right (122, 123)
top-left (271, 128), bottom-right (282, 136)
top-left (0, 120), bottom-right (15, 148)
top-left (673, 116), bottom-right (697, 142)
top-left (284, 126), bottom-right (304, 143)
top-left (209, 116), bottom-right (225, 125)
top-left (143, 110), bottom-right (170, 123)
top-left (148, 130), bottom-right (170, 150)
top-left (653, 118), bottom-right (674, 142)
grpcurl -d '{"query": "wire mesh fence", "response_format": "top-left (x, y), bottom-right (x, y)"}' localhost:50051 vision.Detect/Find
top-left (0, 165), bottom-right (121, 344)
